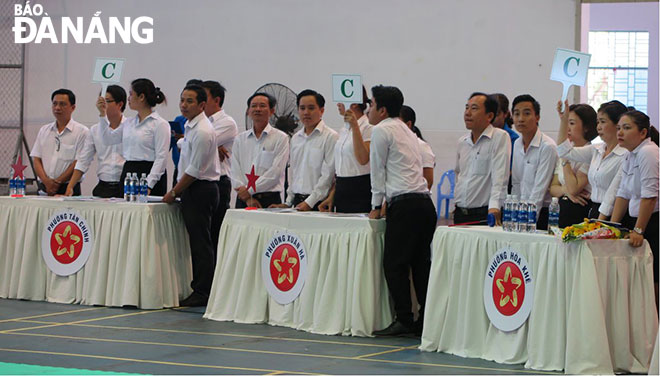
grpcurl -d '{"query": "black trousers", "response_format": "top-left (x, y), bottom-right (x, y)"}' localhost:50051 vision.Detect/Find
top-left (120, 160), bottom-right (167, 197)
top-left (624, 212), bottom-right (659, 282)
top-left (211, 176), bottom-right (231, 252)
top-left (235, 191), bottom-right (282, 208)
top-left (92, 180), bottom-right (122, 198)
top-left (181, 180), bottom-right (220, 297)
top-left (559, 196), bottom-right (592, 228)
top-left (38, 181), bottom-right (80, 196)
top-left (335, 174), bottom-right (371, 213)
top-left (384, 195), bottom-right (437, 326)
top-left (292, 193), bottom-right (320, 210)
top-left (453, 206), bottom-right (488, 224)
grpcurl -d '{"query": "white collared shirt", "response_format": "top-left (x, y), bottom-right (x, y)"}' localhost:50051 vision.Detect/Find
top-left (286, 120), bottom-right (338, 207)
top-left (455, 125), bottom-right (511, 210)
top-left (208, 109), bottom-right (238, 177)
top-left (334, 115), bottom-right (372, 177)
top-left (557, 140), bottom-right (627, 215)
top-left (99, 111), bottom-right (170, 189)
top-left (370, 117), bottom-right (429, 207)
top-left (30, 119), bottom-right (89, 181)
top-left (418, 138), bottom-right (436, 169)
top-left (616, 138), bottom-right (659, 217)
top-left (230, 123), bottom-right (289, 194)
top-left (511, 128), bottom-right (558, 213)
top-left (177, 112), bottom-right (221, 182)
top-left (74, 117), bottom-right (126, 182)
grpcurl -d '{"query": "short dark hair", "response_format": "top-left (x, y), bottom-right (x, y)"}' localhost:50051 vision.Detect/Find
top-left (106, 85), bottom-right (127, 112)
top-left (371, 85), bottom-right (404, 118)
top-left (623, 110), bottom-right (659, 145)
top-left (491, 93), bottom-right (509, 115)
top-left (356, 85), bottom-right (370, 112)
top-left (131, 78), bottom-right (166, 107)
top-left (201, 80), bottom-right (227, 107)
top-left (247, 92), bottom-right (276, 109)
top-left (183, 84), bottom-right (207, 103)
top-left (569, 104), bottom-right (598, 141)
top-left (399, 105), bottom-right (416, 126)
top-left (186, 79), bottom-right (203, 86)
top-left (597, 100), bottom-right (628, 124)
top-left (296, 89), bottom-right (325, 108)
top-left (469, 92), bottom-right (498, 120)
top-left (51, 88), bottom-right (75, 105)
top-left (512, 94), bottom-right (540, 116)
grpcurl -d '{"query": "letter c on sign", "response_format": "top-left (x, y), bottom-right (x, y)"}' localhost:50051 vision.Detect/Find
top-left (102, 63), bottom-right (116, 79)
top-left (341, 79), bottom-right (354, 98)
top-left (563, 57), bottom-right (580, 78)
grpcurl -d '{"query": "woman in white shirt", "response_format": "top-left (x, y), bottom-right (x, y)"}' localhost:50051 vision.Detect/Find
top-left (610, 110), bottom-right (659, 284)
top-left (556, 100), bottom-right (629, 221)
top-left (100, 78), bottom-right (170, 196)
top-left (551, 103), bottom-right (598, 227)
top-left (319, 89), bottom-right (372, 213)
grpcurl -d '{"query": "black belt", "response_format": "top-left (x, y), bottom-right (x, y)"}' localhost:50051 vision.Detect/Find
top-left (389, 192), bottom-right (430, 206)
top-left (294, 193), bottom-right (310, 202)
top-left (219, 175), bottom-right (230, 182)
top-left (253, 191), bottom-right (280, 200)
top-left (99, 180), bottom-right (121, 186)
top-left (455, 205), bottom-right (488, 216)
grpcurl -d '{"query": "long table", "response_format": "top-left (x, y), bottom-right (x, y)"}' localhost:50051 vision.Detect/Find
top-left (204, 209), bottom-right (392, 336)
top-left (420, 226), bottom-right (658, 374)
top-left (0, 197), bottom-right (192, 309)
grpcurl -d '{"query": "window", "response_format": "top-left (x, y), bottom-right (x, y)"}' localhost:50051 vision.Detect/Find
top-left (587, 31), bottom-right (649, 113)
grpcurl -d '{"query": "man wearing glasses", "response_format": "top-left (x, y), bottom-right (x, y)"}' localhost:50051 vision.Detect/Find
top-left (31, 89), bottom-right (89, 196)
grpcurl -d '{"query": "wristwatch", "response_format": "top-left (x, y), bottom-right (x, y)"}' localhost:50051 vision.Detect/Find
top-left (633, 227), bottom-right (644, 235)
top-left (372, 205), bottom-right (382, 211)
top-left (169, 189), bottom-right (177, 198)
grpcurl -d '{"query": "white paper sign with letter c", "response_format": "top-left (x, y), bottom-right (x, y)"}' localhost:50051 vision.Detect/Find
top-left (92, 58), bottom-right (125, 83)
top-left (550, 48), bottom-right (591, 101)
top-left (332, 74), bottom-right (362, 104)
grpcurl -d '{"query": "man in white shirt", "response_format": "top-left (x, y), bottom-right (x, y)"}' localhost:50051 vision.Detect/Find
top-left (162, 85), bottom-right (221, 307)
top-left (454, 92), bottom-right (511, 225)
top-left (511, 94), bottom-right (558, 230)
top-left (369, 85), bottom-right (437, 337)
top-left (231, 93), bottom-right (289, 208)
top-left (201, 80), bottom-right (238, 250)
top-left (31, 89), bottom-right (89, 196)
top-left (274, 89), bottom-right (337, 211)
top-left (399, 105), bottom-right (435, 189)
top-left (65, 85), bottom-right (126, 198)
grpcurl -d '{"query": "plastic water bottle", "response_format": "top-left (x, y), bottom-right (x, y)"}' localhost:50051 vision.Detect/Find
top-left (124, 174), bottom-right (131, 201)
top-left (17, 177), bottom-right (25, 196)
top-left (510, 195), bottom-right (519, 233)
top-left (128, 172), bottom-right (140, 202)
top-left (527, 201), bottom-right (537, 233)
top-left (139, 173), bottom-right (148, 203)
top-left (502, 195), bottom-right (511, 231)
top-left (548, 197), bottom-right (560, 235)
top-left (9, 178), bottom-right (16, 196)
top-left (518, 200), bottom-right (528, 233)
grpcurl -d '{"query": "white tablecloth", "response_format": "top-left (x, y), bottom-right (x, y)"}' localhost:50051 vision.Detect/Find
top-left (0, 197), bottom-right (192, 309)
top-left (420, 226), bottom-right (658, 374)
top-left (204, 209), bottom-right (392, 336)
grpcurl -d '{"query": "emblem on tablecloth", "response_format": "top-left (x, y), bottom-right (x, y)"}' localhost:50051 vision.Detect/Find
top-left (41, 209), bottom-right (94, 276)
top-left (483, 248), bottom-right (534, 332)
top-left (262, 231), bottom-right (307, 304)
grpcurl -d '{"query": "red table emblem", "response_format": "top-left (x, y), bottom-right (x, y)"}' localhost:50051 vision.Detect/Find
top-left (492, 261), bottom-right (525, 316)
top-left (262, 231), bottom-right (307, 305)
top-left (50, 221), bottom-right (84, 264)
top-left (269, 244), bottom-right (300, 292)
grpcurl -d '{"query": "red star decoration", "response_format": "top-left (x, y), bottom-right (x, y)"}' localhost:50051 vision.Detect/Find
top-left (245, 165), bottom-right (259, 193)
top-left (11, 155), bottom-right (27, 179)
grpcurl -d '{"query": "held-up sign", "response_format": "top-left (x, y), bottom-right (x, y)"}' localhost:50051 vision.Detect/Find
top-left (332, 74), bottom-right (362, 104)
top-left (550, 48), bottom-right (591, 104)
top-left (92, 57), bottom-right (125, 95)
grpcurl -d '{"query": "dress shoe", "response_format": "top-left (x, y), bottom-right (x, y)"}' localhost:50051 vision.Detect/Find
top-left (179, 292), bottom-right (208, 307)
top-left (372, 320), bottom-right (413, 336)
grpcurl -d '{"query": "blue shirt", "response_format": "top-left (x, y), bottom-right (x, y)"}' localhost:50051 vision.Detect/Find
top-left (503, 124), bottom-right (519, 169)
top-left (170, 115), bottom-right (186, 165)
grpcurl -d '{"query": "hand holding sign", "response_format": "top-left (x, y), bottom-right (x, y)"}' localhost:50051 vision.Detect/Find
top-left (92, 57), bottom-right (125, 95)
top-left (332, 74), bottom-right (362, 129)
top-left (550, 48), bottom-right (591, 110)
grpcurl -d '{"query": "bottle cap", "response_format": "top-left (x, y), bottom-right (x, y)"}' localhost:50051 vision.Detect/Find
top-left (487, 213), bottom-right (496, 227)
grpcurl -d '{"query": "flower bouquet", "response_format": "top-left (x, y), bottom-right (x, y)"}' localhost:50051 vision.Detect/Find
top-left (561, 219), bottom-right (627, 242)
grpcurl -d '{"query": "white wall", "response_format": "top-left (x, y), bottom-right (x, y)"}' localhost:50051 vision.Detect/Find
top-left (21, 0), bottom-right (578, 199)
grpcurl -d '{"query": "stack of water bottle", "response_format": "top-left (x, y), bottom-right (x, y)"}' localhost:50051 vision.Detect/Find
top-left (8, 176), bottom-right (26, 196)
top-left (502, 195), bottom-right (560, 234)
top-left (123, 173), bottom-right (149, 203)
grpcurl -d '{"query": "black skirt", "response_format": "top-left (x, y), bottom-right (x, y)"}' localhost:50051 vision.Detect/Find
top-left (558, 195), bottom-right (591, 228)
top-left (335, 174), bottom-right (372, 213)
top-left (623, 212), bottom-right (659, 283)
top-left (120, 160), bottom-right (167, 197)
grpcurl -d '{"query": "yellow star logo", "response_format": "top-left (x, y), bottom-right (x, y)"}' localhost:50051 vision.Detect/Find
top-left (496, 266), bottom-right (522, 308)
top-left (272, 247), bottom-right (298, 285)
top-left (54, 225), bottom-right (81, 259)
